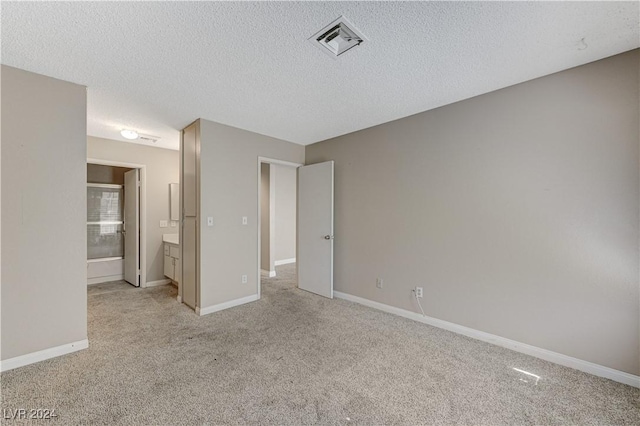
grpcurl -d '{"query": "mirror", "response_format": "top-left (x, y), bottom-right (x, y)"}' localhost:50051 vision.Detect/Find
top-left (170, 183), bottom-right (179, 221)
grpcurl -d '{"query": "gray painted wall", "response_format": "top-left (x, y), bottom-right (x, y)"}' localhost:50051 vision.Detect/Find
top-left (87, 136), bottom-right (179, 283)
top-left (305, 50), bottom-right (640, 375)
top-left (198, 119), bottom-right (304, 309)
top-left (1, 66), bottom-right (87, 360)
top-left (273, 164), bottom-right (297, 262)
top-left (260, 163), bottom-right (275, 272)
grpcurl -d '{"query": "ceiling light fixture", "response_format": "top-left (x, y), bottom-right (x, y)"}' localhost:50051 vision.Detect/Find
top-left (120, 129), bottom-right (139, 140)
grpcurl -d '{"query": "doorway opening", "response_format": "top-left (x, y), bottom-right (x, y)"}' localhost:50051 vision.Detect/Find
top-left (257, 157), bottom-right (302, 298)
top-left (86, 159), bottom-right (146, 288)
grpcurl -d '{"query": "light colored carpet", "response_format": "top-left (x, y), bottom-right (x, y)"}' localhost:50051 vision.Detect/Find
top-left (2, 264), bottom-right (639, 425)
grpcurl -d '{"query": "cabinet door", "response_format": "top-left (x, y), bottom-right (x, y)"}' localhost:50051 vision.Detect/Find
top-left (164, 253), bottom-right (174, 280)
top-left (182, 217), bottom-right (197, 308)
top-left (183, 123), bottom-right (198, 217)
top-left (174, 254), bottom-right (181, 285)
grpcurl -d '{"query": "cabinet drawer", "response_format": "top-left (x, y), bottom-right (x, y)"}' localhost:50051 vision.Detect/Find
top-left (169, 245), bottom-right (180, 259)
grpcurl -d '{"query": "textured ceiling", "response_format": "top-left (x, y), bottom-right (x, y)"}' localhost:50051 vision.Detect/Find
top-left (2, 1), bottom-right (638, 150)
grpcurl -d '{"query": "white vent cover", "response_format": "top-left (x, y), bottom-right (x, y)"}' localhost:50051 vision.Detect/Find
top-left (138, 133), bottom-right (160, 143)
top-left (309, 16), bottom-right (366, 58)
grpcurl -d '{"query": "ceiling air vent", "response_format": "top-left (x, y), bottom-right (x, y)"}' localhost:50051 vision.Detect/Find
top-left (309, 16), bottom-right (366, 58)
top-left (138, 133), bottom-right (160, 144)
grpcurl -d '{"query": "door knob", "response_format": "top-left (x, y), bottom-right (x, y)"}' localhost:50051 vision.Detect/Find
top-left (324, 235), bottom-right (334, 240)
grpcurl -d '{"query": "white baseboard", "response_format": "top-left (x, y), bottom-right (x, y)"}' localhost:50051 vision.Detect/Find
top-left (87, 274), bottom-right (124, 285)
top-left (274, 258), bottom-right (296, 266)
top-left (0, 339), bottom-right (89, 372)
top-left (261, 269), bottom-right (276, 278)
top-left (334, 291), bottom-right (640, 388)
top-left (197, 294), bottom-right (259, 316)
top-left (145, 279), bottom-right (171, 288)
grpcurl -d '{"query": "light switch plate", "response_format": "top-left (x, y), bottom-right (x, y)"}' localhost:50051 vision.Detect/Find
top-left (242, 216), bottom-right (248, 225)
top-left (160, 220), bottom-right (168, 228)
top-left (170, 221), bottom-right (177, 228)
top-left (207, 217), bottom-right (214, 226)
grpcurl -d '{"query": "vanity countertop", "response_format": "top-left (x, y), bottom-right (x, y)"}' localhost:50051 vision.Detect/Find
top-left (163, 233), bottom-right (179, 245)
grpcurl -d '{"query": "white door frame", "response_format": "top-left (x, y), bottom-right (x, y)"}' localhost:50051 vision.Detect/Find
top-left (87, 158), bottom-right (147, 288)
top-left (256, 156), bottom-right (303, 299)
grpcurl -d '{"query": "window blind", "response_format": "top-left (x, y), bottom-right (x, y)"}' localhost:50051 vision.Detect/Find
top-left (87, 185), bottom-right (124, 260)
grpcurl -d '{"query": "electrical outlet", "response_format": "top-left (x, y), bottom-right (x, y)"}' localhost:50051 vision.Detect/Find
top-left (376, 278), bottom-right (383, 289)
top-left (170, 221), bottom-right (177, 228)
top-left (241, 275), bottom-right (248, 284)
top-left (415, 287), bottom-right (423, 298)
top-left (160, 220), bottom-right (168, 228)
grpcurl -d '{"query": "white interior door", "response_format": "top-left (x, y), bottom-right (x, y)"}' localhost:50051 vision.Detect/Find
top-left (124, 169), bottom-right (140, 287)
top-left (297, 161), bottom-right (334, 298)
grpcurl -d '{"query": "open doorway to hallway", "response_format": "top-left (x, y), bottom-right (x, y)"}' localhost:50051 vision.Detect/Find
top-left (86, 161), bottom-right (144, 288)
top-left (258, 159), bottom-right (300, 296)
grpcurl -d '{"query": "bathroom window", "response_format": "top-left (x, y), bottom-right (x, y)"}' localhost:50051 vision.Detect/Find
top-left (87, 184), bottom-right (124, 259)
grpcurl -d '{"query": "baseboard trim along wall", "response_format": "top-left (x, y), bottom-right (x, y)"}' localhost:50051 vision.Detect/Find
top-left (197, 294), bottom-right (259, 316)
top-left (145, 279), bottom-right (171, 288)
top-left (87, 274), bottom-right (124, 285)
top-left (0, 339), bottom-right (89, 373)
top-left (334, 291), bottom-right (640, 388)
top-left (261, 269), bottom-right (277, 278)
top-left (274, 258), bottom-right (296, 266)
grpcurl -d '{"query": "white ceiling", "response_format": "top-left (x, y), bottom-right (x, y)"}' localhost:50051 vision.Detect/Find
top-left (2, 1), bottom-right (638, 150)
